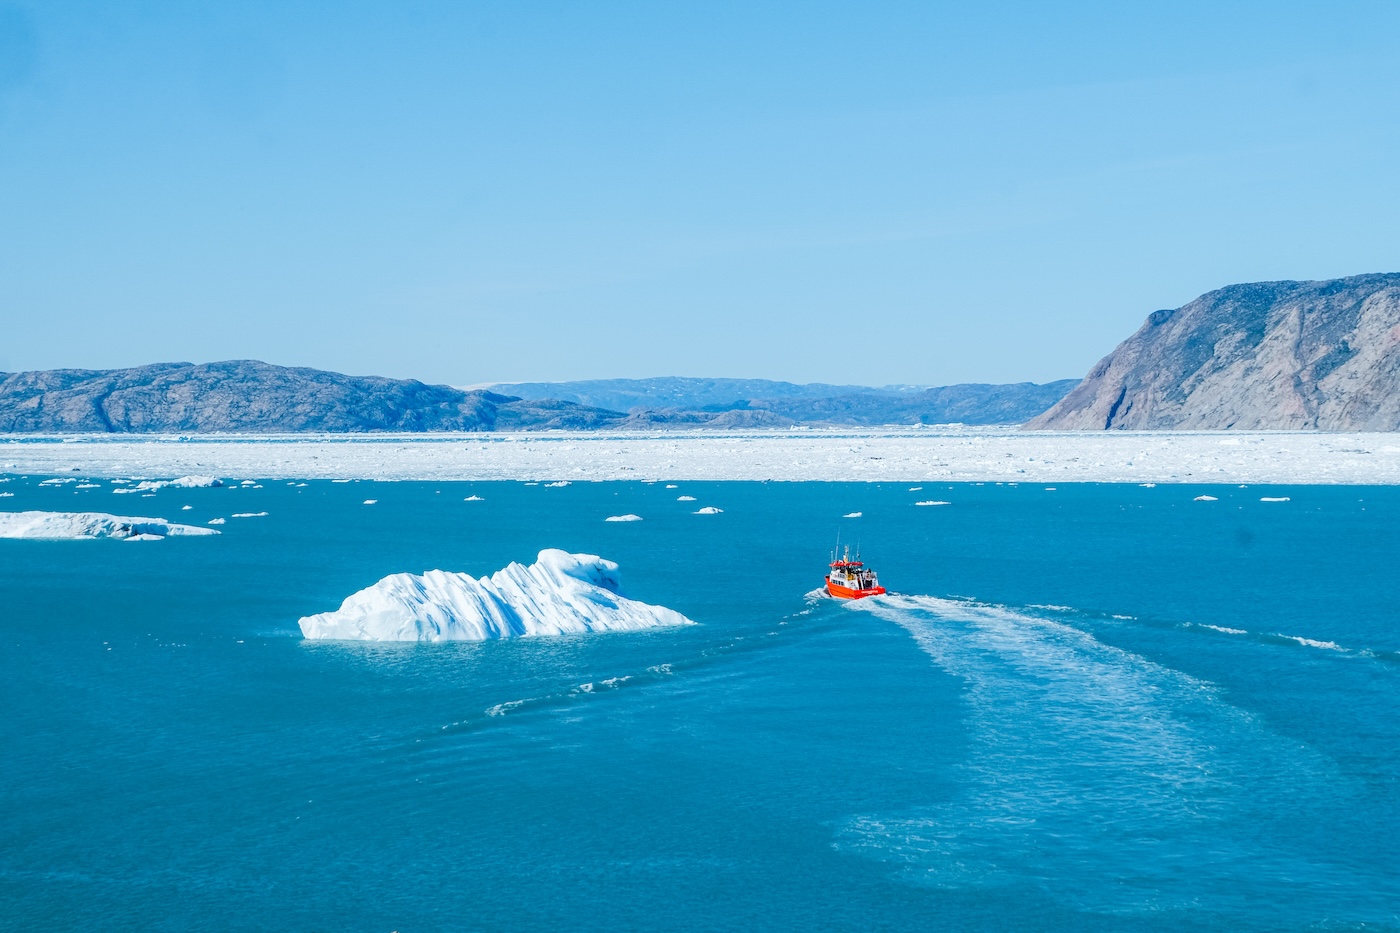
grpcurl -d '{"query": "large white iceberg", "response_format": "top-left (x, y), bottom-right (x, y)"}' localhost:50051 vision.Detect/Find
top-left (299, 548), bottom-right (694, 642)
top-left (0, 511), bottom-right (220, 540)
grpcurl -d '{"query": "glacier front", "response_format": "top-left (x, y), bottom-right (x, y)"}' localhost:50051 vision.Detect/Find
top-left (298, 548), bottom-right (694, 642)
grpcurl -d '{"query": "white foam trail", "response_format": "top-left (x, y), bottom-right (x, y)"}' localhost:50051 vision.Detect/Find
top-left (1279, 635), bottom-right (1343, 651)
top-left (836, 594), bottom-right (1345, 907)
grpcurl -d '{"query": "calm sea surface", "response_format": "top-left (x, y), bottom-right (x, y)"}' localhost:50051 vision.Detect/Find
top-left (2, 478), bottom-right (1398, 931)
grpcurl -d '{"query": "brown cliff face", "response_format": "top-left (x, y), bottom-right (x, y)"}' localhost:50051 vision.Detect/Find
top-left (1026, 274), bottom-right (1400, 431)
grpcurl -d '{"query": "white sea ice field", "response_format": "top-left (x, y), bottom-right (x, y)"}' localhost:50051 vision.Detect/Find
top-left (299, 549), bottom-right (694, 642)
top-left (5, 428), bottom-right (1400, 484)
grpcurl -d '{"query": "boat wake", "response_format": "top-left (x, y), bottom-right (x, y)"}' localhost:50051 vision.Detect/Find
top-left (835, 594), bottom-right (1393, 918)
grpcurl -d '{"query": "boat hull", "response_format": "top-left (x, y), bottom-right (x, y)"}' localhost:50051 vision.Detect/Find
top-left (825, 578), bottom-right (886, 600)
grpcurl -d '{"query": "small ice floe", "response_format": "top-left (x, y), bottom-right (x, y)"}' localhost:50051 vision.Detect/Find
top-left (605, 514), bottom-right (643, 522)
top-left (0, 492), bottom-right (12, 498)
top-left (113, 481), bottom-right (162, 495)
top-left (909, 486), bottom-right (923, 491)
top-left (665, 484), bottom-right (678, 489)
top-left (1194, 495), bottom-right (1219, 501)
top-left (114, 476), bottom-right (223, 495)
top-left (332, 479), bottom-right (352, 484)
top-left (843, 511), bottom-right (863, 518)
top-left (40, 478), bottom-right (77, 485)
top-left (298, 549), bottom-right (693, 642)
top-left (231, 511), bottom-right (268, 518)
top-left (76, 483), bottom-right (101, 489)
top-left (1045, 487), bottom-right (1057, 491)
top-left (1140, 483), bottom-right (1157, 488)
top-left (464, 495), bottom-right (485, 502)
top-left (240, 480), bottom-right (257, 486)
top-left (677, 495), bottom-right (697, 502)
top-left (171, 476), bottom-right (223, 488)
top-left (208, 518), bottom-right (226, 525)
top-left (1259, 497), bottom-right (1291, 503)
top-left (914, 500), bottom-right (951, 506)
top-left (181, 505), bottom-right (193, 510)
top-left (544, 481), bottom-right (571, 488)
top-left (0, 511), bottom-right (219, 540)
top-left (694, 506), bottom-right (723, 514)
top-left (362, 499), bottom-right (378, 505)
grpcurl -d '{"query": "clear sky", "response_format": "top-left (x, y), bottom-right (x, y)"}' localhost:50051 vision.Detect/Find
top-left (1, 1), bottom-right (1397, 387)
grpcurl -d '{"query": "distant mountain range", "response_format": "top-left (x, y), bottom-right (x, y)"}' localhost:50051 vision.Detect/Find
top-left (488, 377), bottom-right (1079, 428)
top-left (1029, 272), bottom-right (1400, 431)
top-left (0, 363), bottom-right (1075, 433)
top-left (8, 271), bottom-right (1396, 434)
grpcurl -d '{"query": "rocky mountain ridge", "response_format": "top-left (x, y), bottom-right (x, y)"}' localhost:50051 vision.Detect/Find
top-left (1029, 273), bottom-right (1400, 431)
top-left (0, 361), bottom-right (620, 433)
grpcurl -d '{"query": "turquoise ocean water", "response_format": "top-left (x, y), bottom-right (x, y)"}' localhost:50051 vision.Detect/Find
top-left (2, 477), bottom-right (1398, 930)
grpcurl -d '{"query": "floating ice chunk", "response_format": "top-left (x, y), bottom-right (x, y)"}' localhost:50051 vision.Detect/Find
top-left (694, 506), bottom-right (723, 514)
top-left (544, 481), bottom-right (571, 487)
top-left (39, 478), bottom-right (76, 485)
top-left (909, 486), bottom-right (922, 491)
top-left (124, 533), bottom-right (165, 542)
top-left (605, 514), bottom-right (643, 522)
top-left (1194, 495), bottom-right (1219, 501)
top-left (677, 495), bottom-right (697, 501)
top-left (1140, 483), bottom-right (1157, 488)
top-left (914, 500), bottom-right (951, 506)
top-left (208, 518), bottom-right (226, 525)
top-left (298, 549), bottom-right (694, 642)
top-left (0, 492), bottom-right (11, 498)
top-left (1259, 497), bottom-right (1291, 503)
top-left (231, 511), bottom-right (268, 518)
top-left (363, 499), bottom-right (377, 505)
top-left (113, 480), bottom-right (165, 494)
top-left (240, 480), bottom-right (257, 486)
top-left (332, 479), bottom-right (352, 483)
top-left (181, 505), bottom-right (193, 510)
top-left (843, 511), bottom-right (863, 518)
top-left (76, 483), bottom-right (100, 489)
top-left (464, 495), bottom-right (485, 501)
top-left (170, 475), bottom-right (223, 488)
top-left (0, 511), bottom-right (219, 540)
top-left (665, 484), bottom-right (678, 489)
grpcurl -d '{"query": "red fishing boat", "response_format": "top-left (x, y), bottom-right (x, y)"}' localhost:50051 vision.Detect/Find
top-left (825, 546), bottom-right (886, 599)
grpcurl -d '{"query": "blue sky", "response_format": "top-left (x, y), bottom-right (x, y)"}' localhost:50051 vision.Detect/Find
top-left (1, 2), bottom-right (1397, 386)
